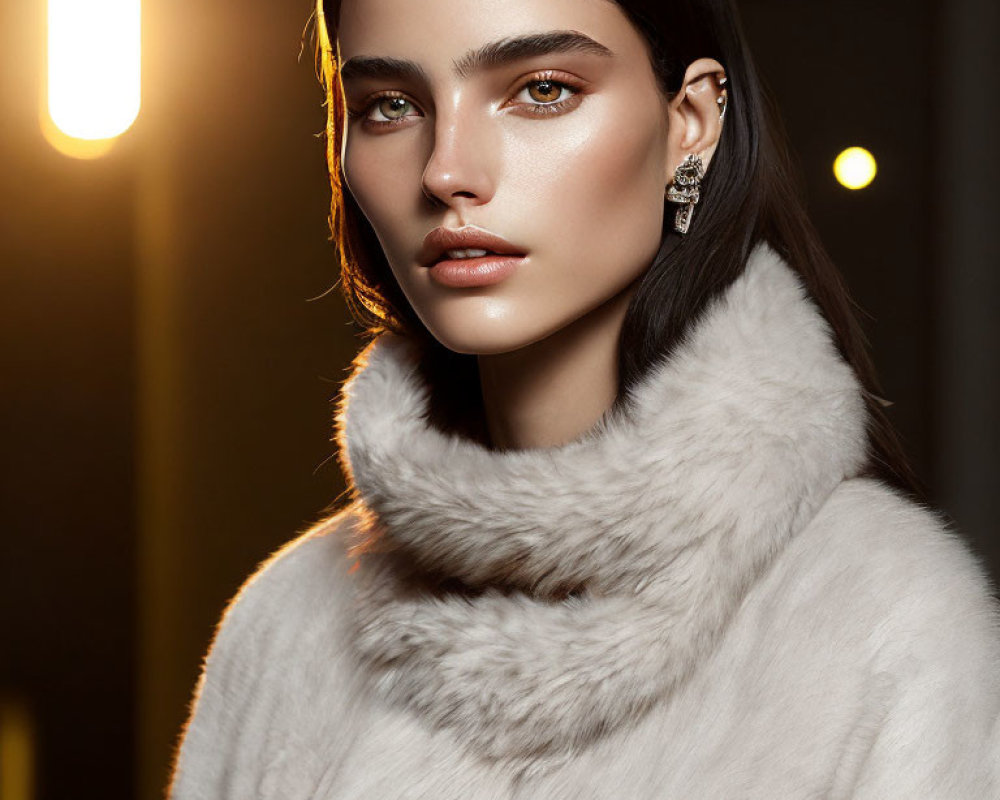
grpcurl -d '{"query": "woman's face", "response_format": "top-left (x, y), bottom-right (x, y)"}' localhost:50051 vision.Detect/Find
top-left (337, 0), bottom-right (672, 355)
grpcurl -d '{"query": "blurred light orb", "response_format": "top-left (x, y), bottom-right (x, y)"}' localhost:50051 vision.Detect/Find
top-left (46, 0), bottom-right (141, 146)
top-left (833, 147), bottom-right (877, 190)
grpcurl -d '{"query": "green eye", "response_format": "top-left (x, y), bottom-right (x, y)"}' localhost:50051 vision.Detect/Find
top-left (376, 96), bottom-right (412, 120)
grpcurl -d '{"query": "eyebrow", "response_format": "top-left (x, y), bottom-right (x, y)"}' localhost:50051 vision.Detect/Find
top-left (339, 30), bottom-right (614, 85)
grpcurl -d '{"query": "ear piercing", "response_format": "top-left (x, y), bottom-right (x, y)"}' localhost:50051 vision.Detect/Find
top-left (716, 75), bottom-right (728, 121)
top-left (665, 153), bottom-right (705, 235)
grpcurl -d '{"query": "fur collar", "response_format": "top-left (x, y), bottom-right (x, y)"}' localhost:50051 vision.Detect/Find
top-left (334, 241), bottom-right (869, 764)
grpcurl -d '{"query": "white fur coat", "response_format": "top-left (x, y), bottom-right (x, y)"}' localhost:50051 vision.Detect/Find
top-left (169, 242), bottom-right (1000, 798)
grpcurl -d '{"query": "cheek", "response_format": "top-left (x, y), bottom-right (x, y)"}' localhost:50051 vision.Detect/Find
top-left (342, 137), bottom-right (421, 264)
top-left (551, 107), bottom-right (664, 260)
top-left (505, 98), bottom-right (667, 296)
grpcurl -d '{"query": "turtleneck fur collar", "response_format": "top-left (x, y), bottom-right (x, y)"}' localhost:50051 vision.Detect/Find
top-left (334, 241), bottom-right (869, 765)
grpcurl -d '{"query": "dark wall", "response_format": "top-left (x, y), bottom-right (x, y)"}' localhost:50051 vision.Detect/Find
top-left (2, 0), bottom-right (354, 797)
top-left (132, 1), bottom-right (356, 796)
top-left (1, 2), bottom-right (137, 798)
top-left (1, 0), bottom-right (996, 798)
top-left (931, 0), bottom-right (1000, 555)
top-left (743, 0), bottom-right (937, 480)
top-left (742, 0), bottom-right (999, 568)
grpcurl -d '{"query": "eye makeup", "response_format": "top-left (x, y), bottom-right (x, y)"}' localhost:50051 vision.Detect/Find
top-left (345, 69), bottom-right (587, 130)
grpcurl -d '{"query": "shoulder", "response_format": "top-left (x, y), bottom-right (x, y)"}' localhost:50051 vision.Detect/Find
top-left (777, 477), bottom-right (1000, 794)
top-left (813, 478), bottom-right (999, 630)
top-left (749, 475), bottom-right (1000, 689)
top-left (786, 477), bottom-right (1000, 663)
top-left (218, 503), bottom-right (359, 619)
top-left (169, 504), bottom-right (364, 797)
top-left (205, 502), bottom-right (362, 670)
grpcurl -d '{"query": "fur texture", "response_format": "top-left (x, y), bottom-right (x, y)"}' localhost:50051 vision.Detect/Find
top-left (169, 242), bottom-right (1000, 799)
top-left (337, 241), bottom-right (868, 761)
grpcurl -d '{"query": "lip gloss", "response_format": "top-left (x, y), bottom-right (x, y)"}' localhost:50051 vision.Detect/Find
top-left (428, 254), bottom-right (526, 288)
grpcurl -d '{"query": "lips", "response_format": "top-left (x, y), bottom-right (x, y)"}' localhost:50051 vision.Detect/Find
top-left (427, 254), bottom-right (526, 289)
top-left (421, 226), bottom-right (526, 268)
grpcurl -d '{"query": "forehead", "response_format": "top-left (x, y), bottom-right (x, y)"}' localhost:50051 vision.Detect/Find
top-left (335, 0), bottom-right (639, 64)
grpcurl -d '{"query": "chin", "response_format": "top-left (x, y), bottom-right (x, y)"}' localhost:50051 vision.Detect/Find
top-left (421, 313), bottom-right (561, 357)
top-left (426, 329), bottom-right (539, 357)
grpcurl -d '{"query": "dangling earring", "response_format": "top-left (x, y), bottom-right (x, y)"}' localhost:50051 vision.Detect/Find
top-left (665, 153), bottom-right (704, 235)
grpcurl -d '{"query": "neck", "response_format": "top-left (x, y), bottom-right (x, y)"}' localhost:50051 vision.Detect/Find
top-left (477, 279), bottom-right (640, 451)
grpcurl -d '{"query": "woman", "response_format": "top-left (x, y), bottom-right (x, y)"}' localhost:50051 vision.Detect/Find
top-left (169, 0), bottom-right (1000, 796)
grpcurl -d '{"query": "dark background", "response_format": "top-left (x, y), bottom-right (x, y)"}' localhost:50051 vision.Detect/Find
top-left (1, 0), bottom-right (997, 798)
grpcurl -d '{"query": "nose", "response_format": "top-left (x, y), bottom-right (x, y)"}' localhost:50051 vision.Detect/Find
top-left (420, 102), bottom-right (496, 208)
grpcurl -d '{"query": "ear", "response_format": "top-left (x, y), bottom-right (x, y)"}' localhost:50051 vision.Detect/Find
top-left (663, 58), bottom-right (728, 184)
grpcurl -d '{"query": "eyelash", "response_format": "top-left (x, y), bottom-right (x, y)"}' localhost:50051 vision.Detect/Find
top-left (346, 71), bottom-right (584, 130)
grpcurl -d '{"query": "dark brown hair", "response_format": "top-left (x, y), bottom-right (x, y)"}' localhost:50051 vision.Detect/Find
top-left (314, 0), bottom-right (926, 501)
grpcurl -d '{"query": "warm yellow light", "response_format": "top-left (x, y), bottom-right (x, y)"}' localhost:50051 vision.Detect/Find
top-left (46, 0), bottom-right (141, 143)
top-left (833, 147), bottom-right (877, 190)
top-left (0, 697), bottom-right (35, 800)
top-left (40, 112), bottom-right (118, 160)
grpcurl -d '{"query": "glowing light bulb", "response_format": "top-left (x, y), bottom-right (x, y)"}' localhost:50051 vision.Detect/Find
top-left (833, 147), bottom-right (877, 190)
top-left (45, 0), bottom-right (141, 156)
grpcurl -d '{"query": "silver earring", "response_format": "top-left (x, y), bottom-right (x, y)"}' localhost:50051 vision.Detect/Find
top-left (716, 75), bottom-right (729, 122)
top-left (665, 153), bottom-right (705, 235)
